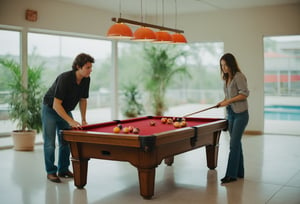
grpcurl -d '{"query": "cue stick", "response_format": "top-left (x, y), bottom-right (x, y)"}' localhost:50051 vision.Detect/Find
top-left (182, 105), bottom-right (219, 117)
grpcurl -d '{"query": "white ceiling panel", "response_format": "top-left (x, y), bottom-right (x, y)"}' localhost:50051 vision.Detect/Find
top-left (57, 0), bottom-right (300, 16)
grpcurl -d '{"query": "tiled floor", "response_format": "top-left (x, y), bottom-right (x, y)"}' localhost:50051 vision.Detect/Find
top-left (1, 132), bottom-right (300, 204)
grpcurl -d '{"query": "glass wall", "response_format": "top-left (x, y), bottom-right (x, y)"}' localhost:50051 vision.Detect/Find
top-left (27, 32), bottom-right (112, 123)
top-left (0, 29), bottom-right (20, 134)
top-left (0, 27), bottom-right (224, 136)
top-left (264, 35), bottom-right (300, 135)
top-left (117, 42), bottom-right (224, 119)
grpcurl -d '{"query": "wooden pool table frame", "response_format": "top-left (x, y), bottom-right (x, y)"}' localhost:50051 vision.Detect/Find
top-left (62, 116), bottom-right (227, 199)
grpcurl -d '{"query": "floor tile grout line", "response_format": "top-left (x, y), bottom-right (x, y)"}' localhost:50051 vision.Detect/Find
top-left (265, 169), bottom-right (300, 203)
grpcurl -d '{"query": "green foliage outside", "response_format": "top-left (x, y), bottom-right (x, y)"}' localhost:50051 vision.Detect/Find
top-left (121, 83), bottom-right (144, 118)
top-left (143, 45), bottom-right (191, 116)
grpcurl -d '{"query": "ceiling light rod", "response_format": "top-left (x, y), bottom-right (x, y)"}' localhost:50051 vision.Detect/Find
top-left (111, 17), bottom-right (184, 33)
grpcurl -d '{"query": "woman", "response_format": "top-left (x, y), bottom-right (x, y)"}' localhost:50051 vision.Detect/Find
top-left (217, 53), bottom-right (249, 184)
top-left (42, 53), bottom-right (94, 183)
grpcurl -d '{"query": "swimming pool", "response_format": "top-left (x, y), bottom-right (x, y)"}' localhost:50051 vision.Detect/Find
top-left (264, 105), bottom-right (300, 121)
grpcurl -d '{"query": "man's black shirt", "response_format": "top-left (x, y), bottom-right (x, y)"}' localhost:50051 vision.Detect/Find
top-left (43, 70), bottom-right (90, 112)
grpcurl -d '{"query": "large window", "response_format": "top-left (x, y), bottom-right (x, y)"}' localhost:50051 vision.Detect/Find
top-left (0, 28), bottom-right (224, 137)
top-left (27, 32), bottom-right (112, 123)
top-left (0, 29), bottom-right (20, 134)
top-left (264, 35), bottom-right (300, 135)
top-left (117, 42), bottom-right (224, 119)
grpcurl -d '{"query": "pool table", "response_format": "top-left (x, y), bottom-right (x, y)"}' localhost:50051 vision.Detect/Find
top-left (62, 116), bottom-right (227, 199)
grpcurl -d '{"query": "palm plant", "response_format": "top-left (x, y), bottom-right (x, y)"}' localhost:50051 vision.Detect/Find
top-left (121, 83), bottom-right (144, 118)
top-left (0, 58), bottom-right (44, 133)
top-left (143, 45), bottom-right (191, 116)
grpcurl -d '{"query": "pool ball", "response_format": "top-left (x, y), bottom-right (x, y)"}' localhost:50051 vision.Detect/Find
top-left (177, 117), bottom-right (183, 122)
top-left (180, 121), bottom-right (187, 127)
top-left (161, 117), bottom-right (167, 124)
top-left (117, 124), bottom-right (123, 129)
top-left (150, 120), bottom-right (156, 126)
top-left (123, 127), bottom-right (129, 133)
top-left (173, 121), bottom-right (181, 128)
top-left (167, 118), bottom-right (173, 124)
top-left (113, 126), bottom-right (120, 133)
top-left (133, 127), bottom-right (140, 134)
top-left (128, 126), bottom-right (134, 132)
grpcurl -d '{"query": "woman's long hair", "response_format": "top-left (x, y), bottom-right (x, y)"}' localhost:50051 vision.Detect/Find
top-left (220, 53), bottom-right (241, 81)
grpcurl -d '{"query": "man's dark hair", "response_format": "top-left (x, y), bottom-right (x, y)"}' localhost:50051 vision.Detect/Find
top-left (72, 53), bottom-right (95, 71)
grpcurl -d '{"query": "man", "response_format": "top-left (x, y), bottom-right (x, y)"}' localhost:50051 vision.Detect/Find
top-left (42, 53), bottom-right (94, 183)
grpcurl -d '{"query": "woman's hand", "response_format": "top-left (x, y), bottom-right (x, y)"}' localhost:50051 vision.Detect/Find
top-left (217, 94), bottom-right (247, 108)
top-left (217, 100), bottom-right (231, 107)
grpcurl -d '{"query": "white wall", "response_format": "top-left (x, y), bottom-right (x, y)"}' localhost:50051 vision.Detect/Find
top-left (1, 0), bottom-right (300, 133)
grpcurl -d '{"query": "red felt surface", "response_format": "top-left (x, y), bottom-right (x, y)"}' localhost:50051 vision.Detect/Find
top-left (77, 116), bottom-right (223, 136)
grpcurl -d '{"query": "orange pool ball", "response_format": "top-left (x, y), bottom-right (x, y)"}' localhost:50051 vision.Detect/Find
top-left (180, 121), bottom-right (187, 127)
top-left (173, 121), bottom-right (181, 128)
top-left (113, 126), bottom-right (120, 133)
top-left (167, 118), bottom-right (173, 124)
top-left (161, 117), bottom-right (167, 124)
top-left (123, 127), bottom-right (130, 133)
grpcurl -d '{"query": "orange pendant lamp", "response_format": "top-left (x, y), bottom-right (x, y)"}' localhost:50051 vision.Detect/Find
top-left (132, 27), bottom-right (156, 41)
top-left (170, 0), bottom-right (187, 44)
top-left (107, 23), bottom-right (133, 39)
top-left (171, 32), bottom-right (187, 43)
top-left (154, 30), bottom-right (172, 43)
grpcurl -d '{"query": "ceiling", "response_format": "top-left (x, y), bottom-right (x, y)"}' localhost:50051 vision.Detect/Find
top-left (57, 0), bottom-right (300, 16)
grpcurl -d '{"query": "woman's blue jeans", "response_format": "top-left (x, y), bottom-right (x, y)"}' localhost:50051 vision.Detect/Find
top-left (225, 106), bottom-right (249, 178)
top-left (42, 104), bottom-right (72, 174)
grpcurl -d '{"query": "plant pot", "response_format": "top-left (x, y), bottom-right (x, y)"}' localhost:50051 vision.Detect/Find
top-left (11, 130), bottom-right (36, 151)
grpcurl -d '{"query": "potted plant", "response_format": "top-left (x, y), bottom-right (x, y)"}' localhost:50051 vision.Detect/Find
top-left (143, 45), bottom-right (191, 116)
top-left (0, 58), bottom-right (44, 151)
top-left (121, 83), bottom-right (144, 118)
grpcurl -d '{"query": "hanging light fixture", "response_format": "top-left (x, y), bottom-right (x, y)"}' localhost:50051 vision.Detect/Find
top-left (171, 32), bottom-right (187, 43)
top-left (171, 0), bottom-right (187, 43)
top-left (155, 30), bottom-right (172, 43)
top-left (107, 0), bottom-right (186, 42)
top-left (132, 0), bottom-right (156, 41)
top-left (107, 0), bottom-right (133, 39)
top-left (133, 27), bottom-right (156, 41)
top-left (107, 23), bottom-right (133, 39)
top-left (153, 0), bottom-right (172, 43)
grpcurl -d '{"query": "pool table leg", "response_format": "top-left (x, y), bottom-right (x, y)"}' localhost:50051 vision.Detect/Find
top-left (205, 131), bottom-right (221, 169)
top-left (164, 156), bottom-right (174, 166)
top-left (137, 167), bottom-right (155, 199)
top-left (71, 157), bottom-right (89, 188)
top-left (205, 145), bottom-right (219, 169)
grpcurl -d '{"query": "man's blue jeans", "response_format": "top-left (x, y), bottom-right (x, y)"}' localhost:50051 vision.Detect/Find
top-left (225, 106), bottom-right (249, 178)
top-left (42, 104), bottom-right (72, 174)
